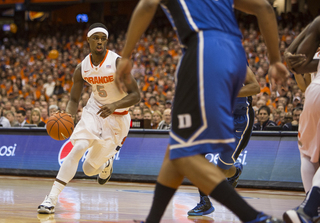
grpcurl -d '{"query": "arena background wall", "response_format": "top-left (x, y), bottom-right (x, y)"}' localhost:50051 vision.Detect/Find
top-left (0, 128), bottom-right (302, 191)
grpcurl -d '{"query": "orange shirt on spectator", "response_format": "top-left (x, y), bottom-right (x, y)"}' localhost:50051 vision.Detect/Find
top-left (41, 117), bottom-right (48, 124)
top-left (260, 86), bottom-right (271, 95)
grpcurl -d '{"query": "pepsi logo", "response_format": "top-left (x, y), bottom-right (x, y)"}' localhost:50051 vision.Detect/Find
top-left (58, 140), bottom-right (89, 166)
top-left (58, 140), bottom-right (73, 166)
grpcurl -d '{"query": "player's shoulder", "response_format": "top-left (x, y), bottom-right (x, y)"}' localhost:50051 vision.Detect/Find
top-left (108, 50), bottom-right (120, 58)
top-left (74, 62), bottom-right (82, 71)
top-left (82, 54), bottom-right (91, 62)
top-left (309, 16), bottom-right (320, 33)
top-left (73, 63), bottom-right (82, 77)
top-left (314, 15), bottom-right (320, 23)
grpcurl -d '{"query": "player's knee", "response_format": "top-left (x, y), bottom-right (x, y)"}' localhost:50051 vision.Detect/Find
top-left (218, 165), bottom-right (235, 178)
top-left (82, 161), bottom-right (97, 176)
top-left (73, 139), bottom-right (92, 151)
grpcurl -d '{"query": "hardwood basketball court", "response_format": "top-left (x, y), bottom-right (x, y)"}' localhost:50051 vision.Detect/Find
top-left (0, 175), bottom-right (304, 223)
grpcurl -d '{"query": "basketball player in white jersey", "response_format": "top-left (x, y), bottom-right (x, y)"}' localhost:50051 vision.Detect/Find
top-left (37, 23), bottom-right (140, 214)
top-left (283, 17), bottom-right (320, 222)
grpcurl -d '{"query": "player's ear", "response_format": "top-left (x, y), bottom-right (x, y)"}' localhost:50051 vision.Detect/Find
top-left (87, 37), bottom-right (90, 43)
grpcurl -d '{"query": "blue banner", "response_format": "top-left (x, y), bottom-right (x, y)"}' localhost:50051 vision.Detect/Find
top-left (0, 130), bottom-right (301, 184)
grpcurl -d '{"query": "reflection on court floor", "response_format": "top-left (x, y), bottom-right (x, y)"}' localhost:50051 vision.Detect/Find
top-left (0, 176), bottom-right (304, 223)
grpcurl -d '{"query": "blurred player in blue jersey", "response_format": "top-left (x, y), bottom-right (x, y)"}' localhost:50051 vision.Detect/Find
top-left (116, 0), bottom-right (288, 222)
top-left (188, 66), bottom-right (259, 216)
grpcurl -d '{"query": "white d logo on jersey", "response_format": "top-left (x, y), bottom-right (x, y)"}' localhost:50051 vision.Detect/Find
top-left (177, 114), bottom-right (192, 129)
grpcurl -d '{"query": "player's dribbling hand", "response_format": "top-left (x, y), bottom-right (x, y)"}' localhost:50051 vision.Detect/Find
top-left (269, 62), bottom-right (289, 91)
top-left (97, 104), bottom-right (116, 118)
top-left (55, 110), bottom-right (72, 117)
top-left (115, 58), bottom-right (132, 92)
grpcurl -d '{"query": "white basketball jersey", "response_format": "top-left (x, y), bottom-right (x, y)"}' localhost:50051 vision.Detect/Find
top-left (312, 52), bottom-right (320, 83)
top-left (81, 50), bottom-right (128, 112)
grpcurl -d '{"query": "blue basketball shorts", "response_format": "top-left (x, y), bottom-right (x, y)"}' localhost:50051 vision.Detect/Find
top-left (169, 30), bottom-right (247, 163)
top-left (217, 106), bottom-right (255, 169)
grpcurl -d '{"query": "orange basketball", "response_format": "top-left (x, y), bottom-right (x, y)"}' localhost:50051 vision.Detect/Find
top-left (46, 113), bottom-right (74, 141)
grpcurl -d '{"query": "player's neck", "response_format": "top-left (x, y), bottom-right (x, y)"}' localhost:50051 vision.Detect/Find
top-left (90, 53), bottom-right (105, 66)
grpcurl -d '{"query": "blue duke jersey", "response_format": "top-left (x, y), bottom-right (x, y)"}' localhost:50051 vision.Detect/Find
top-left (161, 0), bottom-right (242, 45)
top-left (161, 0), bottom-right (247, 162)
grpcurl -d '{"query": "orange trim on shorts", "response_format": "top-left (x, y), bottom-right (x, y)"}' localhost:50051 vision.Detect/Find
top-left (112, 111), bottom-right (128, 115)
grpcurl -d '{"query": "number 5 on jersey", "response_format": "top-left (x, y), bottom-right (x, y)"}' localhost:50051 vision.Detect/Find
top-left (97, 85), bottom-right (107, 97)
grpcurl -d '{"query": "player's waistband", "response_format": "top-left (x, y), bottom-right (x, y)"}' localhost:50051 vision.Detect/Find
top-left (182, 29), bottom-right (242, 49)
top-left (202, 29), bottom-right (242, 42)
top-left (112, 111), bottom-right (129, 115)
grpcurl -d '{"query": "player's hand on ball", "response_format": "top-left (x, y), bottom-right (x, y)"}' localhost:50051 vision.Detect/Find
top-left (54, 110), bottom-right (72, 117)
top-left (97, 104), bottom-right (116, 118)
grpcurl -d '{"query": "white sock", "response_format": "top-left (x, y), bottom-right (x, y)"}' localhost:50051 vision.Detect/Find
top-left (300, 154), bottom-right (319, 193)
top-left (312, 167), bottom-right (320, 187)
top-left (47, 139), bottom-right (92, 204)
top-left (48, 181), bottom-right (65, 205)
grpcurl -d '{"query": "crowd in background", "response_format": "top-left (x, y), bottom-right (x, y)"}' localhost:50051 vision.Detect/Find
top-left (0, 10), bottom-right (315, 130)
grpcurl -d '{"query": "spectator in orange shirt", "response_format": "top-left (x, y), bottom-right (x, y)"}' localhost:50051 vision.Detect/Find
top-left (145, 96), bottom-right (157, 109)
top-left (41, 107), bottom-right (49, 124)
top-left (273, 109), bottom-right (281, 125)
top-left (142, 76), bottom-right (158, 92)
top-left (259, 77), bottom-right (270, 95)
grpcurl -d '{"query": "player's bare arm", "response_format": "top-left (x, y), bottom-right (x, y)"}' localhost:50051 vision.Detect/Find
top-left (234, 0), bottom-right (288, 86)
top-left (116, 0), bottom-right (160, 87)
top-left (237, 66), bottom-right (260, 98)
top-left (284, 23), bottom-right (310, 72)
top-left (98, 58), bottom-right (140, 118)
top-left (286, 17), bottom-right (320, 74)
top-left (284, 24), bottom-right (309, 73)
top-left (284, 24), bottom-right (312, 91)
top-left (294, 73), bottom-right (312, 93)
top-left (66, 63), bottom-right (84, 119)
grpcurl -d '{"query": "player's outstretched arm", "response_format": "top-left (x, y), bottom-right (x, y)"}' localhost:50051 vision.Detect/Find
top-left (234, 0), bottom-right (288, 86)
top-left (237, 66), bottom-right (260, 98)
top-left (66, 64), bottom-right (84, 119)
top-left (121, 0), bottom-right (160, 59)
top-left (116, 0), bottom-right (160, 86)
top-left (234, 0), bottom-right (280, 64)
